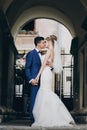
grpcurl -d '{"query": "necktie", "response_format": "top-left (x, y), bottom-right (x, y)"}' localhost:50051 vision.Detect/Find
top-left (38, 51), bottom-right (42, 54)
top-left (38, 51), bottom-right (42, 58)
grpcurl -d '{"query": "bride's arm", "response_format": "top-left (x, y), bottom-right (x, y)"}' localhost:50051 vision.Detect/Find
top-left (36, 49), bottom-right (51, 80)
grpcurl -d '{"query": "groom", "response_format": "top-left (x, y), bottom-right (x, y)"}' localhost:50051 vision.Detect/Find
top-left (25, 36), bottom-right (45, 123)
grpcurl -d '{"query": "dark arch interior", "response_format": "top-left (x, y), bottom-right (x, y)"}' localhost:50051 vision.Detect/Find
top-left (22, 20), bottom-right (34, 31)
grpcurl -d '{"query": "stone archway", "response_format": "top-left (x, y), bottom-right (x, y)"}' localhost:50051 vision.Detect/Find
top-left (11, 5), bottom-right (77, 121)
top-left (14, 13), bottom-right (75, 114)
top-left (11, 6), bottom-right (76, 40)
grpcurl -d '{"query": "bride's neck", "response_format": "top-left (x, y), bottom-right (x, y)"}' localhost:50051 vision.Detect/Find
top-left (49, 44), bottom-right (53, 50)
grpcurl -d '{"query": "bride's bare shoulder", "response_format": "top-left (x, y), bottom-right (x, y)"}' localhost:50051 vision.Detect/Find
top-left (41, 48), bottom-right (47, 55)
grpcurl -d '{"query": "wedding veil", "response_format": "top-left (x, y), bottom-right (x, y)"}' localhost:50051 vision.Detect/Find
top-left (53, 41), bottom-right (63, 74)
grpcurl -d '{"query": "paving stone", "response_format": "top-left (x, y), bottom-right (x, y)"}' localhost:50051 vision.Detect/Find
top-left (0, 125), bottom-right (87, 130)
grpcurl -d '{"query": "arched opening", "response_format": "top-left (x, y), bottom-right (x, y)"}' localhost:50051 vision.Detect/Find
top-left (13, 18), bottom-right (74, 117)
top-left (11, 6), bottom-right (76, 39)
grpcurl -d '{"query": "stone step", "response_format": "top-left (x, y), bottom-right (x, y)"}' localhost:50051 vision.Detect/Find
top-left (0, 125), bottom-right (87, 130)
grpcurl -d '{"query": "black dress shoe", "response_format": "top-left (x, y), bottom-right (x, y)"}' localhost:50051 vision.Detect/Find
top-left (29, 120), bottom-right (34, 126)
top-left (29, 118), bottom-right (34, 125)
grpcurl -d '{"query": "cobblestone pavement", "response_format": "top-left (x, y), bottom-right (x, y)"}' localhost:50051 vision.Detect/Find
top-left (0, 124), bottom-right (87, 130)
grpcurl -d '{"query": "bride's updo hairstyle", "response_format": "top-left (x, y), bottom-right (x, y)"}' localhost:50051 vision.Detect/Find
top-left (45, 37), bottom-right (50, 41)
top-left (46, 34), bottom-right (57, 46)
top-left (50, 35), bottom-right (57, 43)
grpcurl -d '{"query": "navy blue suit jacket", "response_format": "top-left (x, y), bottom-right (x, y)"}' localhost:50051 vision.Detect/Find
top-left (25, 49), bottom-right (41, 85)
top-left (25, 49), bottom-right (41, 119)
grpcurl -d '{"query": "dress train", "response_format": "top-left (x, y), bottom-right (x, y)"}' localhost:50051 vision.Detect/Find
top-left (32, 66), bottom-right (75, 127)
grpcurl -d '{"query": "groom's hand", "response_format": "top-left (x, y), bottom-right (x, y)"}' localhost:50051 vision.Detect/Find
top-left (31, 79), bottom-right (38, 86)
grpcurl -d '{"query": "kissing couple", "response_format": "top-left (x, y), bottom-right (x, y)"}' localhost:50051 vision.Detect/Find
top-left (25, 35), bottom-right (75, 127)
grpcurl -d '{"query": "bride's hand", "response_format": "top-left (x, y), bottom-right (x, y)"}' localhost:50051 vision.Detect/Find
top-left (46, 61), bottom-right (53, 68)
top-left (35, 76), bottom-right (39, 82)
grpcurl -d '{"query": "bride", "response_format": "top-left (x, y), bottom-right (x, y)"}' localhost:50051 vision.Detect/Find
top-left (32, 35), bottom-right (75, 127)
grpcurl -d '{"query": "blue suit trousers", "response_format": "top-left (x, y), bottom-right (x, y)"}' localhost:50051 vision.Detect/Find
top-left (29, 85), bottom-right (39, 121)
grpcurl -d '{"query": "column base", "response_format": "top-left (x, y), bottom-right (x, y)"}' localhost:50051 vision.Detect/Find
top-left (71, 109), bottom-right (87, 124)
top-left (0, 106), bottom-right (16, 123)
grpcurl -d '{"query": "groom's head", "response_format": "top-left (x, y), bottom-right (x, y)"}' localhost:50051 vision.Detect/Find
top-left (34, 36), bottom-right (45, 49)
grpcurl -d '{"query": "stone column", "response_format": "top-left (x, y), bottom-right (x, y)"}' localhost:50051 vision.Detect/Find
top-left (0, 7), bottom-right (17, 109)
top-left (84, 45), bottom-right (87, 108)
top-left (71, 36), bottom-right (87, 123)
top-left (77, 37), bottom-right (87, 123)
top-left (70, 37), bottom-right (79, 110)
top-left (79, 39), bottom-right (87, 109)
top-left (0, 8), bottom-right (3, 105)
top-left (2, 34), bottom-right (17, 109)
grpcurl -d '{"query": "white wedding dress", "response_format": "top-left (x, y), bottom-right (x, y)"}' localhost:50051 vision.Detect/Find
top-left (32, 55), bottom-right (75, 127)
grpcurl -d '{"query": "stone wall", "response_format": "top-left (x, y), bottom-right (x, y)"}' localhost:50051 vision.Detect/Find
top-left (0, 25), bottom-right (3, 105)
top-left (7, 41), bottom-right (16, 108)
top-left (0, 7), bottom-right (17, 122)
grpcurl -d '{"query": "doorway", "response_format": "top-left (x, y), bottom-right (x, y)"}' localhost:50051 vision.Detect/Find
top-left (13, 18), bottom-right (74, 115)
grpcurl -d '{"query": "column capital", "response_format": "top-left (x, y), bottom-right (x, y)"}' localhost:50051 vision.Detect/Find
top-left (70, 37), bottom-right (78, 55)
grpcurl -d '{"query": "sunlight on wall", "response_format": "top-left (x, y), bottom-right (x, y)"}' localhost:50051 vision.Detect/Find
top-left (35, 19), bottom-right (72, 54)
